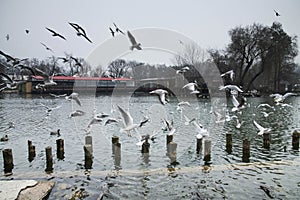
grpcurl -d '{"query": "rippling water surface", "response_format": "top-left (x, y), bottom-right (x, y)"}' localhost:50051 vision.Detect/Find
top-left (0, 93), bottom-right (299, 199)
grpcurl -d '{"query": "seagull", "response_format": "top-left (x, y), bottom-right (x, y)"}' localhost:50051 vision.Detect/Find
top-left (235, 118), bottom-right (244, 129)
top-left (253, 120), bottom-right (271, 135)
top-left (0, 72), bottom-right (25, 90)
top-left (176, 66), bottom-right (190, 74)
top-left (69, 22), bottom-right (92, 43)
top-left (219, 85), bottom-right (243, 93)
top-left (185, 115), bottom-right (208, 139)
top-left (117, 105), bottom-right (148, 135)
top-left (274, 9), bottom-right (280, 17)
top-left (17, 65), bottom-right (56, 87)
top-left (109, 27), bottom-right (115, 37)
top-left (220, 70), bottom-right (235, 81)
top-left (25, 29), bottom-right (30, 34)
top-left (149, 89), bottom-right (168, 105)
top-left (0, 135), bottom-right (9, 142)
top-left (257, 103), bottom-right (274, 110)
top-left (45, 27), bottom-right (66, 40)
top-left (70, 56), bottom-right (82, 67)
top-left (104, 118), bottom-right (119, 126)
top-left (113, 22), bottom-right (125, 35)
top-left (65, 92), bottom-right (81, 106)
top-left (231, 95), bottom-right (246, 112)
top-left (40, 42), bottom-right (54, 53)
top-left (85, 115), bottom-right (103, 133)
top-left (69, 110), bottom-right (85, 118)
top-left (136, 130), bottom-right (160, 146)
top-left (57, 57), bottom-right (69, 63)
top-left (0, 50), bottom-right (28, 66)
top-left (177, 101), bottom-right (191, 111)
top-left (183, 115), bottom-right (196, 125)
top-left (183, 82), bottom-right (200, 94)
top-left (270, 92), bottom-right (297, 103)
top-left (127, 31), bottom-right (142, 50)
top-left (49, 93), bottom-right (67, 98)
top-left (50, 129), bottom-right (61, 136)
top-left (261, 111), bottom-right (273, 118)
top-left (6, 34), bottom-right (9, 41)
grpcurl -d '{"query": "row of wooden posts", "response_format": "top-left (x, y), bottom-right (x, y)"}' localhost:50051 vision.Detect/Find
top-left (2, 131), bottom-right (300, 174)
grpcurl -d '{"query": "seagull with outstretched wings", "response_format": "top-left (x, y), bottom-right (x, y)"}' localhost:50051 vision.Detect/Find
top-left (127, 31), bottom-right (142, 50)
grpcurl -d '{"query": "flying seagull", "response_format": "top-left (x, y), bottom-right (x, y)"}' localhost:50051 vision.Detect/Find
top-left (0, 50), bottom-right (28, 66)
top-left (40, 42), bottom-right (54, 53)
top-left (176, 66), bottom-right (190, 74)
top-left (127, 31), bottom-right (142, 50)
top-left (149, 89), bottom-right (168, 105)
top-left (113, 22), bottom-right (125, 35)
top-left (65, 92), bottom-right (81, 106)
top-left (6, 34), bottom-right (9, 41)
top-left (25, 29), bottom-right (30, 34)
top-left (69, 22), bottom-right (92, 43)
top-left (219, 84), bottom-right (243, 93)
top-left (270, 92), bottom-right (297, 103)
top-left (253, 120), bottom-right (271, 135)
top-left (109, 27), bottom-right (115, 37)
top-left (117, 105), bottom-right (148, 135)
top-left (274, 9), bottom-right (280, 16)
top-left (183, 82), bottom-right (200, 94)
top-left (220, 70), bottom-right (235, 81)
top-left (45, 27), bottom-right (66, 40)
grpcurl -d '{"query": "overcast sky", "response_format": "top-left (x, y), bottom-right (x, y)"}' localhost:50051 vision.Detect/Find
top-left (0, 0), bottom-right (299, 67)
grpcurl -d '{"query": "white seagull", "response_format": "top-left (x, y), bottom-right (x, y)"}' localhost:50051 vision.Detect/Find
top-left (269, 92), bottom-right (297, 103)
top-left (149, 89), bottom-right (168, 105)
top-left (183, 82), bottom-right (200, 94)
top-left (117, 105), bottom-right (148, 135)
top-left (219, 85), bottom-right (243, 93)
top-left (65, 92), bottom-right (81, 106)
top-left (220, 70), bottom-right (235, 81)
top-left (235, 118), bottom-right (244, 129)
top-left (127, 31), bottom-right (142, 50)
top-left (253, 120), bottom-right (271, 135)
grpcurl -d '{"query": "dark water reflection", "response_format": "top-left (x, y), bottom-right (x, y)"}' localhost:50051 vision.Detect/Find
top-left (0, 93), bottom-right (299, 199)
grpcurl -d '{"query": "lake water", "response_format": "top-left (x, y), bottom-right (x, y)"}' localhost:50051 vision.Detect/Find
top-left (0, 93), bottom-right (299, 199)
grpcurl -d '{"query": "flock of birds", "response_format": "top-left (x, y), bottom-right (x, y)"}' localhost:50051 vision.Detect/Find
top-left (0, 21), bottom-right (143, 91)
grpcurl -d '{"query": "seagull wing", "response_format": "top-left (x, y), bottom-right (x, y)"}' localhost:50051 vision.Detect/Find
top-left (127, 31), bottom-right (138, 45)
top-left (283, 92), bottom-right (296, 99)
top-left (253, 120), bottom-right (264, 132)
top-left (0, 73), bottom-right (13, 83)
top-left (117, 105), bottom-right (133, 127)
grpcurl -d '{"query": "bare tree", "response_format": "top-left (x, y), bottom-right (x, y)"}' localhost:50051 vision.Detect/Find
top-left (173, 42), bottom-right (209, 66)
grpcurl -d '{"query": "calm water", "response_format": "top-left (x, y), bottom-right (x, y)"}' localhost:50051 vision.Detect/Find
top-left (0, 93), bottom-right (299, 199)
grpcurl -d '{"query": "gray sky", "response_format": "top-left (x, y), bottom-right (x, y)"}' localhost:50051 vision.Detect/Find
top-left (0, 0), bottom-right (299, 67)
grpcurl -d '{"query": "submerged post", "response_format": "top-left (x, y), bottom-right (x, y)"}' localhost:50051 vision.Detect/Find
top-left (242, 139), bottom-right (250, 162)
top-left (196, 138), bottom-right (203, 154)
top-left (203, 140), bottom-right (211, 163)
top-left (84, 144), bottom-right (93, 169)
top-left (56, 139), bottom-right (65, 160)
top-left (114, 142), bottom-right (121, 168)
top-left (263, 133), bottom-right (271, 149)
top-left (28, 140), bottom-right (36, 162)
top-left (292, 130), bottom-right (299, 150)
top-left (45, 146), bottom-right (53, 172)
top-left (3, 149), bottom-right (14, 174)
top-left (226, 133), bottom-right (232, 154)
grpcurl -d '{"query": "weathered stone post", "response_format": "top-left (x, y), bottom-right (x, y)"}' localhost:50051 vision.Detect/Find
top-left (3, 149), bottom-right (13, 174)
top-left (263, 133), bottom-right (271, 149)
top-left (203, 140), bottom-right (211, 163)
top-left (56, 139), bottom-right (65, 160)
top-left (292, 130), bottom-right (299, 150)
top-left (84, 144), bottom-right (93, 169)
top-left (242, 139), bottom-right (250, 162)
top-left (226, 133), bottom-right (232, 154)
top-left (45, 146), bottom-right (53, 172)
top-left (28, 140), bottom-right (36, 162)
top-left (196, 138), bottom-right (203, 154)
top-left (167, 142), bottom-right (177, 164)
